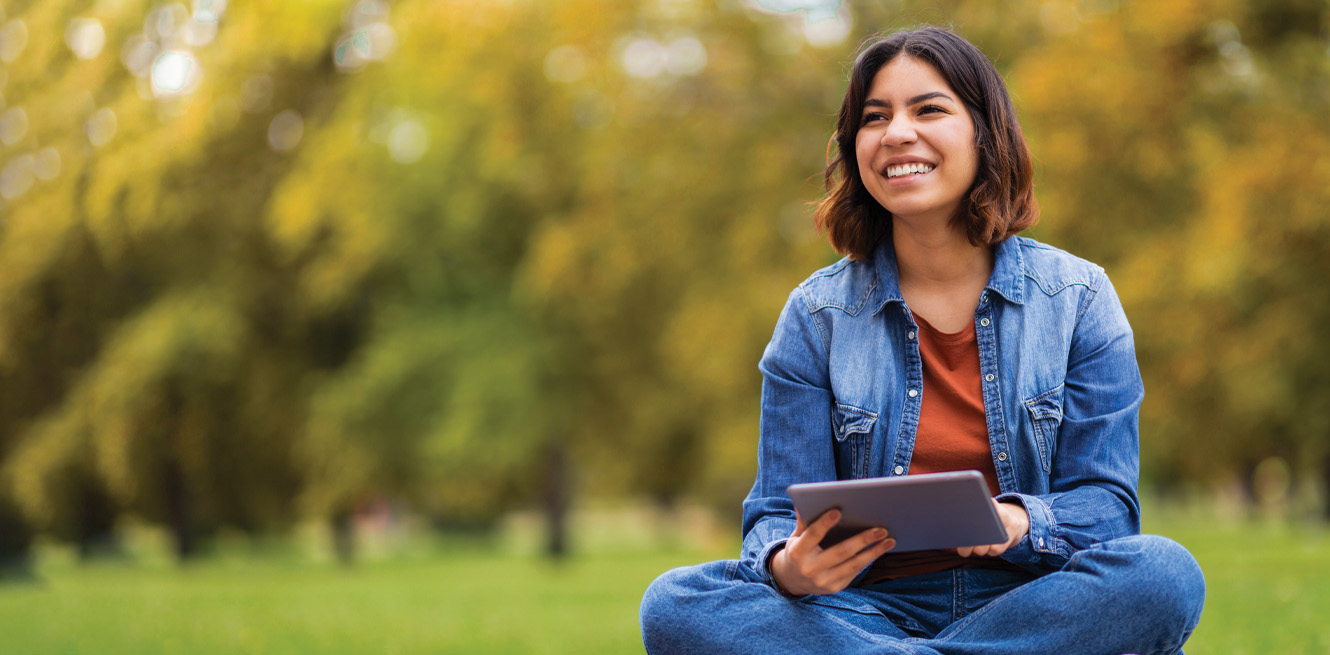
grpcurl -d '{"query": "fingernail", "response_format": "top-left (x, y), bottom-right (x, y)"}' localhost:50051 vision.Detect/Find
top-left (871, 528), bottom-right (888, 540)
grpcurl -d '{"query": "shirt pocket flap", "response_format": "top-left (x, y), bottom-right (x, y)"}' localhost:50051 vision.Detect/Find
top-left (832, 403), bottom-right (878, 442)
top-left (1025, 385), bottom-right (1065, 421)
top-left (1023, 384), bottom-right (1064, 472)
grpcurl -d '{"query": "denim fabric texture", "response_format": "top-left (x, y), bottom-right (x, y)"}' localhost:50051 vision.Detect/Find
top-left (742, 235), bottom-right (1145, 583)
top-left (640, 236), bottom-right (1206, 654)
top-left (641, 535), bottom-right (1205, 654)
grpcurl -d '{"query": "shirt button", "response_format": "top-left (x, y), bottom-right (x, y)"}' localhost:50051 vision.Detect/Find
top-left (981, 293), bottom-right (988, 303)
top-left (1038, 537), bottom-right (1046, 549)
top-left (907, 389), bottom-right (918, 398)
top-left (894, 466), bottom-right (905, 475)
top-left (997, 452), bottom-right (1008, 461)
top-left (979, 318), bottom-right (991, 327)
top-left (985, 373), bottom-right (995, 382)
top-left (907, 331), bottom-right (916, 340)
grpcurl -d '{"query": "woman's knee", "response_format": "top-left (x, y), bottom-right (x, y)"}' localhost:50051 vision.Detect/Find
top-left (641, 565), bottom-right (697, 630)
top-left (640, 561), bottom-right (739, 646)
top-left (1099, 535), bottom-right (1206, 628)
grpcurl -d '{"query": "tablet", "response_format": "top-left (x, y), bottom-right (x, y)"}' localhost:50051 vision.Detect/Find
top-left (786, 470), bottom-right (1006, 553)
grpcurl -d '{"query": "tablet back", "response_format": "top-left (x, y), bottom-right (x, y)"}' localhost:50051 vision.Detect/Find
top-left (786, 470), bottom-right (1006, 553)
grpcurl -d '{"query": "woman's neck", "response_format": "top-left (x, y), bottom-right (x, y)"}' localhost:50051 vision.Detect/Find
top-left (891, 219), bottom-right (993, 290)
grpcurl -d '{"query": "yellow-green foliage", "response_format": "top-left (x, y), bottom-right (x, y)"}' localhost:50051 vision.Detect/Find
top-left (0, 0), bottom-right (1326, 549)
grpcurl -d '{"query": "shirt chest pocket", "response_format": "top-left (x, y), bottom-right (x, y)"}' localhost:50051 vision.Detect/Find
top-left (831, 402), bottom-right (878, 480)
top-left (1023, 384), bottom-right (1064, 473)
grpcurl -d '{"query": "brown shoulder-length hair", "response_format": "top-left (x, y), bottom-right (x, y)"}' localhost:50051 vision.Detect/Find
top-left (815, 27), bottom-right (1038, 260)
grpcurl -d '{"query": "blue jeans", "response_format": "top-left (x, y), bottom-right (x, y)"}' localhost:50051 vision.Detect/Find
top-left (641, 535), bottom-right (1204, 655)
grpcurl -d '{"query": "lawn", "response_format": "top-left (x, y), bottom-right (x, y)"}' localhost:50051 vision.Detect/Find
top-left (0, 511), bottom-right (1325, 654)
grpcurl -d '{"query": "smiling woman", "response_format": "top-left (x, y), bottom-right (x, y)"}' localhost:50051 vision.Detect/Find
top-left (818, 28), bottom-right (1037, 261)
top-left (854, 57), bottom-right (978, 230)
top-left (641, 26), bottom-right (1206, 655)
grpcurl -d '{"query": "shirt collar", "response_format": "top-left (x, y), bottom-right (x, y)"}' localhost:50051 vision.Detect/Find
top-left (870, 234), bottom-right (1026, 316)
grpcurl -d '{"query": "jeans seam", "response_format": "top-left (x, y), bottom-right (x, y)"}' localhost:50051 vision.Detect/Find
top-left (952, 568), bottom-right (964, 625)
top-left (931, 570), bottom-right (1050, 645)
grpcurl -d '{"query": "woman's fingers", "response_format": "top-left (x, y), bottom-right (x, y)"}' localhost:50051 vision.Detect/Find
top-left (778, 517), bottom-right (896, 595)
top-left (818, 529), bottom-right (895, 590)
top-left (835, 533), bottom-right (896, 575)
top-left (791, 508), bottom-right (841, 552)
top-left (824, 526), bottom-right (889, 561)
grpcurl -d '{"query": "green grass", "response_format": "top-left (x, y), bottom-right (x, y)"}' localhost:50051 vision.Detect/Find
top-left (0, 513), bottom-right (1325, 654)
top-left (1148, 517), bottom-right (1330, 655)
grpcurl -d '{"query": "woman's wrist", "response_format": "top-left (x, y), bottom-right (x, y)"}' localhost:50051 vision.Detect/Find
top-left (767, 546), bottom-right (797, 597)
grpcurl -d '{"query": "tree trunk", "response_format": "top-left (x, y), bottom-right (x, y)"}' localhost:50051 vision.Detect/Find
top-left (0, 496), bottom-right (35, 582)
top-left (331, 506), bottom-right (356, 566)
top-left (165, 457), bottom-right (197, 561)
top-left (76, 478), bottom-right (119, 560)
top-left (543, 443), bottom-right (570, 560)
top-left (1323, 453), bottom-right (1330, 522)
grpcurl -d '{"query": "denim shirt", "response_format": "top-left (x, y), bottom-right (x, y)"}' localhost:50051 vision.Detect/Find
top-left (741, 235), bottom-right (1144, 582)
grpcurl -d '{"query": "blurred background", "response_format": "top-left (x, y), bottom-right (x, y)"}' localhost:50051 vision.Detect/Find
top-left (0, 0), bottom-right (1327, 652)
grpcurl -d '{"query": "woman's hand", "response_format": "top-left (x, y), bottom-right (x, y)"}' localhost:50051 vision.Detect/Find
top-left (956, 500), bottom-right (1029, 558)
top-left (770, 509), bottom-right (896, 596)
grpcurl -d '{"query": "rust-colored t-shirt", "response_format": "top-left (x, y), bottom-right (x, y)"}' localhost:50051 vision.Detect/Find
top-left (860, 313), bottom-right (1019, 584)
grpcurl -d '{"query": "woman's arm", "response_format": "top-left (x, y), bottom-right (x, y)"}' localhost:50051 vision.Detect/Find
top-left (739, 288), bottom-right (840, 586)
top-left (997, 272), bottom-right (1144, 573)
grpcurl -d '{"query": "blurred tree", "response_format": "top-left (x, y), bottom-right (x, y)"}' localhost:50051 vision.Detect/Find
top-left (1010, 0), bottom-right (1330, 504)
top-left (1, 0), bottom-right (1328, 577)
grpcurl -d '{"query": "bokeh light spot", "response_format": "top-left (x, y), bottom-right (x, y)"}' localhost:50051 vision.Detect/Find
top-left (146, 4), bottom-right (191, 42)
top-left (267, 110), bottom-right (304, 153)
top-left (0, 155), bottom-right (34, 200)
top-left (66, 18), bottom-right (107, 60)
top-left (333, 1), bottom-right (395, 73)
top-left (387, 119), bottom-right (428, 164)
top-left (333, 23), bottom-right (396, 72)
top-left (193, 0), bottom-right (228, 23)
top-left (665, 36), bottom-right (707, 76)
top-left (183, 17), bottom-right (219, 47)
top-left (544, 46), bottom-right (587, 84)
top-left (620, 38), bottom-right (668, 78)
top-left (0, 20), bottom-right (28, 63)
top-left (122, 36), bottom-right (159, 77)
top-left (802, 12), bottom-right (850, 47)
top-left (749, 0), bottom-right (841, 23)
top-left (0, 107), bottom-right (28, 146)
top-left (151, 50), bottom-right (202, 97)
top-left (33, 147), bottom-right (61, 181)
top-left (347, 0), bottom-right (389, 28)
top-left (87, 107), bottom-right (118, 147)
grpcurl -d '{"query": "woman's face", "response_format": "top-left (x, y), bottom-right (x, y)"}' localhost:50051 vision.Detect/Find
top-left (854, 56), bottom-right (978, 227)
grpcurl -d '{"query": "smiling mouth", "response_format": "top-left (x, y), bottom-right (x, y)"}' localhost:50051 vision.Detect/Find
top-left (885, 163), bottom-right (934, 178)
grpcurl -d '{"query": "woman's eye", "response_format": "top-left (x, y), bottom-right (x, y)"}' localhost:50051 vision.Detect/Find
top-left (919, 104), bottom-right (947, 115)
top-left (861, 112), bottom-right (887, 124)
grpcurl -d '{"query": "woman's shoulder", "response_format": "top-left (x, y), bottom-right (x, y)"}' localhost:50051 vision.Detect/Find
top-left (790, 254), bottom-right (883, 317)
top-left (1008, 235), bottom-right (1110, 296)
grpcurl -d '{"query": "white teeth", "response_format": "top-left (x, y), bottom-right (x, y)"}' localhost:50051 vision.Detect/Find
top-left (885, 163), bottom-right (934, 178)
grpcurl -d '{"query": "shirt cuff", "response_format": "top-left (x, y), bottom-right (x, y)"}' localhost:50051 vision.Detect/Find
top-left (995, 492), bottom-right (1059, 571)
top-left (757, 537), bottom-right (810, 598)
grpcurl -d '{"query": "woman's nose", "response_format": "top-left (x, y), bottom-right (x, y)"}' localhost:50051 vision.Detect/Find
top-left (881, 117), bottom-right (917, 147)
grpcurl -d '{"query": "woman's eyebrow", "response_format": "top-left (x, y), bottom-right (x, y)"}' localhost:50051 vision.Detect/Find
top-left (862, 91), bottom-right (955, 111)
